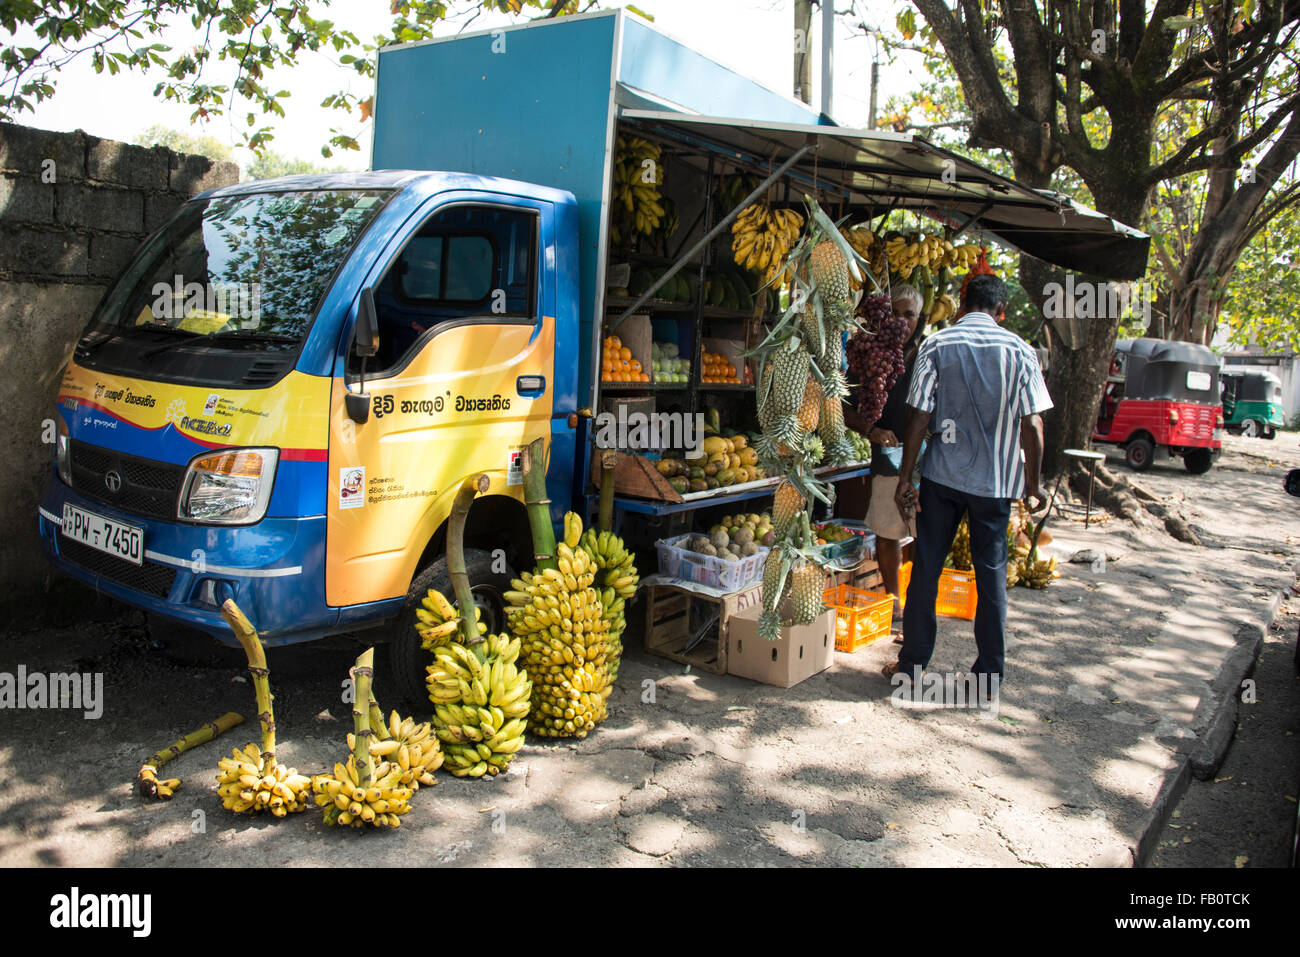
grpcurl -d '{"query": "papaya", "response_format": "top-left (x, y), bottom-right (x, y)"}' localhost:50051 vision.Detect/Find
top-left (716, 468), bottom-right (736, 486)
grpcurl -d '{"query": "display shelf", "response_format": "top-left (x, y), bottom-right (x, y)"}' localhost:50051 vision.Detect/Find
top-left (614, 463), bottom-right (871, 517)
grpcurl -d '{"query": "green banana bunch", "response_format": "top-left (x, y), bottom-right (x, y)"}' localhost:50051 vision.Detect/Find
top-left (215, 742), bottom-right (312, 817)
top-left (311, 755), bottom-right (413, 828)
top-left (424, 622), bottom-right (532, 777)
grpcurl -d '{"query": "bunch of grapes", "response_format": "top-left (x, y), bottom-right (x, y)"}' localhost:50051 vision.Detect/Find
top-left (846, 294), bottom-right (909, 425)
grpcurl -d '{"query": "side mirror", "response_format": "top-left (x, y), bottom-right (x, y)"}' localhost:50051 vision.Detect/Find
top-left (355, 287), bottom-right (379, 358)
top-left (345, 392), bottom-right (370, 424)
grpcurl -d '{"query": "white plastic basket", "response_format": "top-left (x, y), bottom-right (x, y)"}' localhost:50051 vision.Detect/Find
top-left (655, 533), bottom-right (769, 592)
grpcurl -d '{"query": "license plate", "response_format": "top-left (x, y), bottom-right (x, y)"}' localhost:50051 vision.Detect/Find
top-left (62, 504), bottom-right (144, 566)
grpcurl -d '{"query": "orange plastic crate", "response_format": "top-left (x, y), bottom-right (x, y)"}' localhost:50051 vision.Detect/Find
top-left (823, 584), bottom-right (895, 652)
top-left (936, 568), bottom-right (978, 620)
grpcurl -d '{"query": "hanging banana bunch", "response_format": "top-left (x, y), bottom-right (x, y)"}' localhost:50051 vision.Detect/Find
top-left (840, 226), bottom-right (888, 290)
top-left (731, 204), bottom-right (804, 285)
top-left (613, 134), bottom-right (665, 238)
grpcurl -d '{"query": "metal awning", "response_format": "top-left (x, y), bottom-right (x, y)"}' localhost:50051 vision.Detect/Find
top-left (618, 108), bottom-right (1150, 281)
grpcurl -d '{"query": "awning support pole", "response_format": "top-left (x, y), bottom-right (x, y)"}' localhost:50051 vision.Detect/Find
top-left (949, 202), bottom-right (994, 240)
top-left (612, 141), bottom-right (816, 329)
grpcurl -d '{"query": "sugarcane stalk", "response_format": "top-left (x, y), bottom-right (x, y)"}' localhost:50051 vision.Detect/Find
top-left (521, 437), bottom-right (558, 571)
top-left (598, 449), bottom-right (616, 533)
top-left (367, 690), bottom-right (390, 741)
top-left (447, 473), bottom-right (490, 645)
top-left (220, 599), bottom-right (278, 763)
top-left (351, 648), bottom-right (375, 788)
top-left (137, 711), bottom-right (245, 799)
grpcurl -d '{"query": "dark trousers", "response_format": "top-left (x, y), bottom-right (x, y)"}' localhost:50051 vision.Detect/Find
top-left (899, 478), bottom-right (1011, 679)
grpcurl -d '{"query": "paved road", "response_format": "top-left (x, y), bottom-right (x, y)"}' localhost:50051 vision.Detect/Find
top-left (0, 434), bottom-right (1294, 866)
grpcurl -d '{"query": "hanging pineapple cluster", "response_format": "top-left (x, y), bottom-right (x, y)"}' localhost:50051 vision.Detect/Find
top-left (421, 590), bottom-right (533, 778)
top-left (504, 512), bottom-right (636, 738)
top-left (748, 197), bottom-right (880, 640)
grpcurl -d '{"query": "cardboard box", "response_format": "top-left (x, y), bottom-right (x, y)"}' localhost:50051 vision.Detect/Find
top-left (644, 582), bottom-right (763, 675)
top-left (725, 605), bottom-right (834, 688)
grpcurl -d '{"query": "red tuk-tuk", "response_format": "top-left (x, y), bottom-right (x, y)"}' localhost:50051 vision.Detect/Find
top-left (1093, 338), bottom-right (1223, 474)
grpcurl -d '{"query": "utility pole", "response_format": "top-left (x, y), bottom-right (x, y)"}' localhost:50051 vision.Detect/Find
top-left (867, 32), bottom-right (878, 129)
top-left (794, 0), bottom-right (812, 104)
top-left (820, 0), bottom-right (834, 118)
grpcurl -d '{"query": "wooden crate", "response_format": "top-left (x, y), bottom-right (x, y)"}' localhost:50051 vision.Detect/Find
top-left (643, 582), bottom-right (763, 675)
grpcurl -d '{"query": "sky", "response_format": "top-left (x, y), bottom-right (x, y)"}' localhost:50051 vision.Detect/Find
top-left (10, 0), bottom-right (929, 172)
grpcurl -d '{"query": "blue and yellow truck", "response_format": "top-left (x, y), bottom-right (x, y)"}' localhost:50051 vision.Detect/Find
top-left (38, 10), bottom-right (1147, 701)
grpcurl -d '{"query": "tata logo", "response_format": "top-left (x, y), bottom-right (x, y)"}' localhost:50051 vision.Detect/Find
top-left (105, 470), bottom-right (122, 493)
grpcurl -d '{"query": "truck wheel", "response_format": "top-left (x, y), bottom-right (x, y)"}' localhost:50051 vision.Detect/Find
top-left (384, 549), bottom-right (514, 711)
top-left (1125, 436), bottom-right (1154, 471)
top-left (1264, 424), bottom-right (1276, 440)
top-left (1241, 418), bottom-right (1259, 437)
top-left (1183, 447), bottom-right (1213, 474)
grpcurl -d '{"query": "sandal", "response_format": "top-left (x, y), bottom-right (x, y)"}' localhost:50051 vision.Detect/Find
top-left (881, 661), bottom-right (906, 681)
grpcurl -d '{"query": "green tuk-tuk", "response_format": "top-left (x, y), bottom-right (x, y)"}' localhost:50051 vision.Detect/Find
top-left (1221, 370), bottom-right (1286, 439)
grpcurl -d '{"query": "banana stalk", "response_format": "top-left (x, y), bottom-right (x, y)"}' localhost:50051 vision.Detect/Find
top-left (137, 711), bottom-right (244, 800)
top-left (448, 473), bottom-right (490, 646)
top-left (220, 599), bottom-right (278, 763)
top-left (598, 449), bottom-right (616, 534)
top-left (521, 436), bottom-right (558, 572)
top-left (368, 691), bottom-right (390, 741)
top-left (351, 648), bottom-right (375, 788)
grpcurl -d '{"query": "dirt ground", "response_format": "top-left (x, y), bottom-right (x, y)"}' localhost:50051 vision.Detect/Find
top-left (1, 434), bottom-right (1295, 867)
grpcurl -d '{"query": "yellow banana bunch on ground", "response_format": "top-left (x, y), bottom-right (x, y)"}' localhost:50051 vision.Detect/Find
top-left (1017, 553), bottom-right (1060, 588)
top-left (577, 527), bottom-right (639, 681)
top-left (614, 134), bottom-right (664, 237)
top-left (216, 743), bottom-right (312, 817)
top-left (311, 756), bottom-right (413, 828)
top-left (731, 204), bottom-right (804, 284)
top-left (348, 709), bottom-right (442, 790)
top-left (885, 233), bottom-right (956, 279)
top-left (506, 512), bottom-right (618, 739)
top-left (425, 624), bottom-right (532, 777)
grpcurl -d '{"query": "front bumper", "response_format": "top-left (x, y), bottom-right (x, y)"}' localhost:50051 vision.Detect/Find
top-left (39, 476), bottom-right (346, 646)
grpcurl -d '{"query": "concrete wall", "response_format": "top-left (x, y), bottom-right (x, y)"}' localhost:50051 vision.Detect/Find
top-left (0, 122), bottom-right (239, 600)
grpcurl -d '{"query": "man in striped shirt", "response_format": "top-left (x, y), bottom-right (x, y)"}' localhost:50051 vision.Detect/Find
top-left (885, 274), bottom-right (1051, 684)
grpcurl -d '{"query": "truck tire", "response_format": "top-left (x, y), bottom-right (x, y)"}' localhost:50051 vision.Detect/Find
top-left (1183, 447), bottom-right (1213, 474)
top-left (383, 548), bottom-right (514, 711)
top-left (1264, 424), bottom-right (1276, 440)
top-left (1124, 436), bottom-right (1154, 471)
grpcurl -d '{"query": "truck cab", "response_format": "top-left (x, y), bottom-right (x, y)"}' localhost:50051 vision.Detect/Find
top-left (41, 171), bottom-right (580, 702)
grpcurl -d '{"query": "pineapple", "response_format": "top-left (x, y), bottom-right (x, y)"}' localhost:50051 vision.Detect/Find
top-left (810, 240), bottom-right (854, 330)
top-left (789, 560), bottom-right (825, 624)
top-left (765, 344), bottom-right (811, 443)
top-left (797, 378), bottom-right (822, 435)
top-left (772, 481), bottom-right (805, 539)
top-left (818, 391), bottom-right (845, 444)
top-left (759, 545), bottom-right (788, 641)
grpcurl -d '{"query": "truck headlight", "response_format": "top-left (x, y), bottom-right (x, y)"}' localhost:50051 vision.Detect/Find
top-left (56, 418), bottom-right (72, 486)
top-left (179, 448), bottom-right (279, 524)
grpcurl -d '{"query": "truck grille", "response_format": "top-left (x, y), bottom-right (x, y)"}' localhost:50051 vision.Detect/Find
top-left (70, 440), bottom-right (186, 520)
top-left (57, 537), bottom-right (177, 599)
top-left (1177, 405), bottom-right (1216, 441)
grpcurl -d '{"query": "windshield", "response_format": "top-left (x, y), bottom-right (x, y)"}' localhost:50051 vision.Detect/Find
top-left (86, 189), bottom-right (391, 346)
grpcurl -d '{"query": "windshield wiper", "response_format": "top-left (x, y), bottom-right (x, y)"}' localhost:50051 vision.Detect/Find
top-left (140, 329), bottom-right (299, 360)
